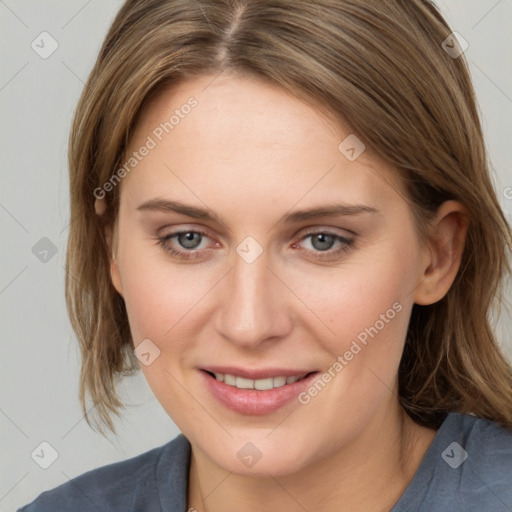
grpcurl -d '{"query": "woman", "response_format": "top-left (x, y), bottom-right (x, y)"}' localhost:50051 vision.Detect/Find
top-left (19, 0), bottom-right (512, 511)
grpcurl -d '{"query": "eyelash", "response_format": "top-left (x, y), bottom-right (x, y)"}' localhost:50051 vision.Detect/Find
top-left (156, 230), bottom-right (354, 261)
top-left (156, 230), bottom-right (213, 261)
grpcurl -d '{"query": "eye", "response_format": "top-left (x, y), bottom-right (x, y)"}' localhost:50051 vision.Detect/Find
top-left (156, 228), bottom-right (354, 261)
top-left (295, 231), bottom-right (354, 259)
top-left (157, 229), bottom-right (215, 259)
top-left (174, 231), bottom-right (204, 249)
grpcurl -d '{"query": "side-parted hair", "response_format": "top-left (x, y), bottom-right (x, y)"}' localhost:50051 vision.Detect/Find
top-left (66, 0), bottom-right (512, 435)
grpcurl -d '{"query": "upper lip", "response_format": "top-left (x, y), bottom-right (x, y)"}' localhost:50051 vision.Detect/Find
top-left (201, 366), bottom-right (317, 380)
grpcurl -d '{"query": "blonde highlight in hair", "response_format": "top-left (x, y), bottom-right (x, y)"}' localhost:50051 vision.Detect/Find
top-left (66, 0), bottom-right (512, 436)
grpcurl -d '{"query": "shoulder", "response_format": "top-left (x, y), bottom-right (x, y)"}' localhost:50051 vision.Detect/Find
top-left (454, 412), bottom-right (512, 459)
top-left (393, 412), bottom-right (512, 512)
top-left (17, 433), bottom-right (190, 512)
top-left (445, 412), bottom-right (512, 484)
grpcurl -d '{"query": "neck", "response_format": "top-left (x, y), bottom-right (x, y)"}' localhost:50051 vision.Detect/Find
top-left (187, 403), bottom-right (437, 512)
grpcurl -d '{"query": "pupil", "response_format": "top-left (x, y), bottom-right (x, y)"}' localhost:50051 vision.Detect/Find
top-left (313, 233), bottom-right (334, 251)
top-left (179, 232), bottom-right (201, 249)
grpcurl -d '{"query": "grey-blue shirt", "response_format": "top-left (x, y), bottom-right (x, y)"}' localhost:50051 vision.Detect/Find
top-left (17, 412), bottom-right (512, 511)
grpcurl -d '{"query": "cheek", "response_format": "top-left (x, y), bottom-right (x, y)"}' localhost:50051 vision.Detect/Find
top-left (290, 239), bottom-right (418, 366)
top-left (117, 246), bottom-right (213, 428)
top-left (287, 249), bottom-right (415, 441)
top-left (116, 230), bottom-right (215, 341)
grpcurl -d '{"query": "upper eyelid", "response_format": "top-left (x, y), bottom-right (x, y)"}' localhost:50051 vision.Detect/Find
top-left (158, 224), bottom-right (355, 238)
top-left (299, 228), bottom-right (354, 239)
top-left (159, 226), bottom-right (212, 239)
top-left (159, 229), bottom-right (213, 246)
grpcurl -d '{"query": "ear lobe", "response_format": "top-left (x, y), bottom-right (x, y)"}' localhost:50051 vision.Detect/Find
top-left (94, 197), bottom-right (107, 216)
top-left (413, 201), bottom-right (469, 306)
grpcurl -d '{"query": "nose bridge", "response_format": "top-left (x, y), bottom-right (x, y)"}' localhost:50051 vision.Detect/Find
top-left (215, 246), bottom-right (290, 347)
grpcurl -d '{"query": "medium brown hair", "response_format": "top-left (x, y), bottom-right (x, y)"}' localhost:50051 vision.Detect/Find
top-left (66, 0), bottom-right (512, 435)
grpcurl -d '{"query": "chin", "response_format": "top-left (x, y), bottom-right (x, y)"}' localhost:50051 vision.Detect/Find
top-left (199, 433), bottom-right (316, 478)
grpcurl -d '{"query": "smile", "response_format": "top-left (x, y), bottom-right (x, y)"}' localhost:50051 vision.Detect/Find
top-left (200, 368), bottom-right (319, 415)
top-left (206, 371), bottom-right (312, 390)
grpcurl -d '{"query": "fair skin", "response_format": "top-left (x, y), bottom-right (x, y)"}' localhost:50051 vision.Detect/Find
top-left (97, 73), bottom-right (468, 511)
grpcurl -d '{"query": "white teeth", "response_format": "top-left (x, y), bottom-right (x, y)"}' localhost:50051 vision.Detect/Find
top-left (254, 378), bottom-right (274, 390)
top-left (273, 376), bottom-right (286, 387)
top-left (235, 376), bottom-right (254, 389)
top-left (211, 372), bottom-right (307, 390)
top-left (224, 374), bottom-right (236, 386)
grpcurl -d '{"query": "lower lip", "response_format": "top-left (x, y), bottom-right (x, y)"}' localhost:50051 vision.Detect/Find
top-left (201, 370), bottom-right (318, 415)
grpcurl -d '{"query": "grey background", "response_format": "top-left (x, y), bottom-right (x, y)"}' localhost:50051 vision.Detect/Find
top-left (1, 0), bottom-right (511, 510)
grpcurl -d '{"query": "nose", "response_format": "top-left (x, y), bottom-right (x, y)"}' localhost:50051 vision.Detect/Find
top-left (214, 245), bottom-right (293, 348)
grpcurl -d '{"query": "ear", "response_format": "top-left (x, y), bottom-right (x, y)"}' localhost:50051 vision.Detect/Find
top-left (95, 198), bottom-right (124, 297)
top-left (413, 200), bottom-right (469, 305)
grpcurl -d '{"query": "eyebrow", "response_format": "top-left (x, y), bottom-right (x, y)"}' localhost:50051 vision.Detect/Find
top-left (281, 203), bottom-right (378, 223)
top-left (137, 199), bottom-right (224, 223)
top-left (136, 198), bottom-right (379, 224)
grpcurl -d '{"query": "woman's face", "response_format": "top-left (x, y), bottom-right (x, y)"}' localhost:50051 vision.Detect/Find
top-left (108, 73), bottom-right (429, 476)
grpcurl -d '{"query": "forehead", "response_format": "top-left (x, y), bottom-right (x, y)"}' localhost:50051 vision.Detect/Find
top-left (119, 73), bottom-right (405, 217)
top-left (135, 73), bottom-right (343, 156)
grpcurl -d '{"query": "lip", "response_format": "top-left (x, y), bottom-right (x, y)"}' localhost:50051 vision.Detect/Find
top-left (200, 367), bottom-right (319, 415)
